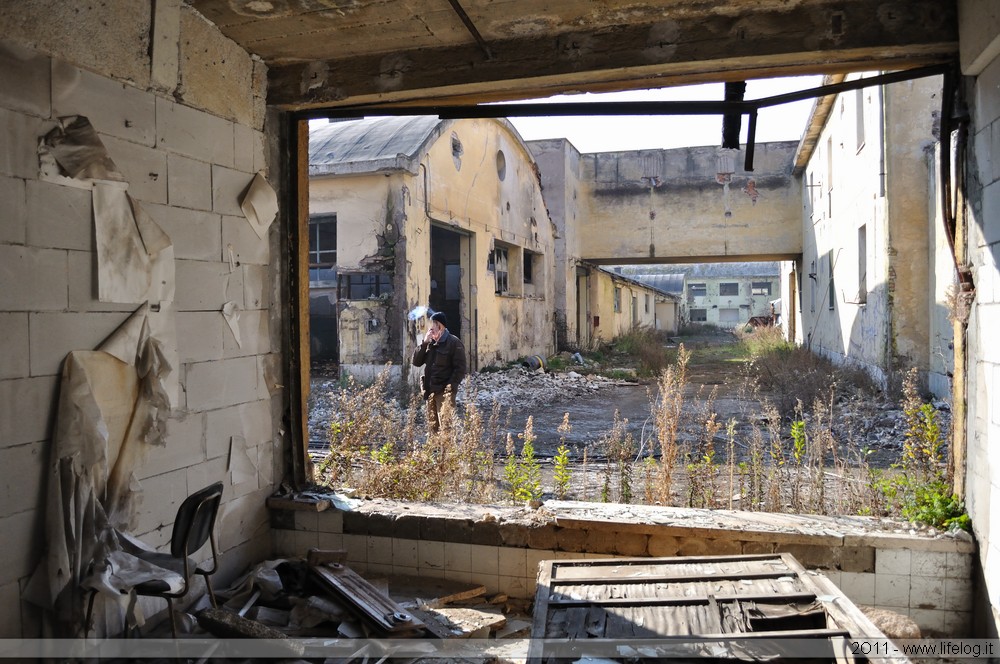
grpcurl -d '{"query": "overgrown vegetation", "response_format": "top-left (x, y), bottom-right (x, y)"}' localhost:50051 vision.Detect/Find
top-left (314, 328), bottom-right (967, 533)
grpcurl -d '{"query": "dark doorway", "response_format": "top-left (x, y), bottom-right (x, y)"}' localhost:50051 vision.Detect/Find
top-left (430, 226), bottom-right (463, 339)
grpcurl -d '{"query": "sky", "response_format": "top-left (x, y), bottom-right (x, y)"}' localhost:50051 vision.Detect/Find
top-left (502, 75), bottom-right (824, 153)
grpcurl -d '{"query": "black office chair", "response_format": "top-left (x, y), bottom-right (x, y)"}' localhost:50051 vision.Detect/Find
top-left (86, 481), bottom-right (224, 637)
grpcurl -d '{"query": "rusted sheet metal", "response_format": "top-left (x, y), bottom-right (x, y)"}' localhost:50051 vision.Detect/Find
top-left (530, 553), bottom-right (901, 664)
top-left (310, 563), bottom-right (424, 635)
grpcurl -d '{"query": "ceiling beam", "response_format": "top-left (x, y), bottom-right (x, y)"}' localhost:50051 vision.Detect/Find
top-left (268, 0), bottom-right (957, 110)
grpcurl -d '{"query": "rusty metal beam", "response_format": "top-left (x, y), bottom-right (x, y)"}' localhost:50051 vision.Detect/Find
top-left (446, 0), bottom-right (493, 60)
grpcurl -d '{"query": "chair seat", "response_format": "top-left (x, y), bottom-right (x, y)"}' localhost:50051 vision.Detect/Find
top-left (131, 550), bottom-right (213, 596)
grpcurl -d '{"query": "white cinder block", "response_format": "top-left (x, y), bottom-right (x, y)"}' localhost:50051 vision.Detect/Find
top-left (908, 575), bottom-right (945, 610)
top-left (176, 311), bottom-right (225, 363)
top-left (875, 548), bottom-right (911, 575)
top-left (242, 264), bottom-right (270, 310)
top-left (418, 540), bottom-right (445, 571)
top-left (946, 552), bottom-right (973, 579)
top-left (0, 313), bottom-right (29, 380)
top-left (945, 577), bottom-right (974, 611)
top-left (498, 547), bottom-right (527, 578)
top-left (218, 488), bottom-right (271, 550)
top-left (212, 165), bottom-right (253, 217)
top-left (0, 245), bottom-right (67, 311)
top-left (443, 568), bottom-right (472, 584)
top-left (0, 41), bottom-right (49, 118)
top-left (499, 575), bottom-right (531, 599)
top-left (25, 179), bottom-right (93, 251)
top-left (317, 532), bottom-right (344, 551)
top-left (0, 580), bottom-right (22, 638)
top-left (368, 537), bottom-right (393, 566)
top-left (184, 356), bottom-right (259, 411)
top-left (393, 538), bottom-right (418, 567)
top-left (0, 175), bottom-right (26, 244)
top-left (136, 411), bottom-right (206, 481)
top-left (393, 564), bottom-right (418, 578)
top-left (133, 468), bottom-right (188, 536)
top-left (470, 545), bottom-right (499, 576)
top-left (183, 455), bottom-right (228, 509)
top-left (167, 153), bottom-right (212, 211)
top-left (908, 608), bottom-right (946, 635)
top-left (256, 439), bottom-right (276, 489)
top-left (910, 551), bottom-right (948, 578)
top-left (0, 376), bottom-right (57, 448)
top-left (66, 250), bottom-right (137, 313)
top-left (982, 180), bottom-right (1000, 247)
top-left (222, 215), bottom-right (270, 265)
top-left (52, 62), bottom-right (155, 146)
top-left (146, 203), bottom-right (222, 261)
top-left (343, 534), bottom-right (367, 564)
top-left (28, 311), bottom-right (132, 377)
top-left (874, 573), bottom-right (910, 608)
top-left (526, 550), bottom-right (556, 579)
top-left (252, 129), bottom-right (267, 175)
top-left (223, 309), bottom-right (270, 358)
top-left (294, 510), bottom-right (317, 532)
top-left (944, 609), bottom-right (973, 637)
top-left (100, 135), bottom-right (167, 205)
top-left (234, 123), bottom-right (255, 173)
top-left (445, 542), bottom-right (471, 573)
top-left (0, 509), bottom-right (39, 586)
top-left (174, 259), bottom-right (244, 311)
top-left (316, 509), bottom-right (343, 534)
top-left (0, 441), bottom-right (45, 517)
top-left (204, 400), bottom-right (272, 460)
top-left (0, 107), bottom-right (49, 179)
top-left (155, 97), bottom-right (234, 167)
top-left (839, 571), bottom-right (876, 606)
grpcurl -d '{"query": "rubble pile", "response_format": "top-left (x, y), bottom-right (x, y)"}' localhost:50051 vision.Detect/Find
top-left (464, 366), bottom-right (635, 410)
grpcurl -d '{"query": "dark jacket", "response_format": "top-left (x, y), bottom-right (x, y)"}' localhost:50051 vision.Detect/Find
top-left (412, 328), bottom-right (467, 397)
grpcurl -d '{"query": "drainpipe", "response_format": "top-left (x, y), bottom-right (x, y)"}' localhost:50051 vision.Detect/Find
top-left (877, 79), bottom-right (894, 383)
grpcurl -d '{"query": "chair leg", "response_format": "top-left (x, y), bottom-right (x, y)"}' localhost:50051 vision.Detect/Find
top-left (84, 590), bottom-right (97, 636)
top-left (167, 597), bottom-right (177, 639)
top-left (203, 573), bottom-right (218, 608)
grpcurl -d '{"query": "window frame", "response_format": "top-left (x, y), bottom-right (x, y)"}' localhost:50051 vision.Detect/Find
top-left (750, 281), bottom-right (772, 297)
top-left (337, 272), bottom-right (394, 300)
top-left (719, 282), bottom-right (739, 297)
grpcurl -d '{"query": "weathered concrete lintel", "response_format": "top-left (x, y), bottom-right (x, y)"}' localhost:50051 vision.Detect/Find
top-left (583, 253), bottom-right (802, 265)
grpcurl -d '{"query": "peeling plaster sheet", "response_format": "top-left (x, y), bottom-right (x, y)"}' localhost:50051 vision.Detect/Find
top-left (41, 116), bottom-right (126, 182)
top-left (240, 171), bottom-right (278, 239)
top-left (228, 435), bottom-right (257, 486)
top-left (222, 300), bottom-right (243, 348)
top-left (25, 304), bottom-right (177, 635)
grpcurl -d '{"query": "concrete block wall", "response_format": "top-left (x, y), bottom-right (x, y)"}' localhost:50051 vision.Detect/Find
top-left (959, 0), bottom-right (1000, 638)
top-left (272, 502), bottom-right (976, 638)
top-left (0, 4), bottom-right (283, 637)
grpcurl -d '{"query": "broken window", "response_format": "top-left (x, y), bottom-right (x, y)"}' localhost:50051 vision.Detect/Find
top-left (751, 281), bottom-right (772, 296)
top-left (827, 250), bottom-right (836, 310)
top-left (488, 246), bottom-right (509, 294)
top-left (523, 251), bottom-right (534, 284)
top-left (856, 88), bottom-right (866, 151)
top-left (614, 287), bottom-right (621, 313)
top-left (338, 273), bottom-right (393, 300)
top-left (688, 282), bottom-right (707, 299)
top-left (644, 294), bottom-right (650, 313)
top-left (308, 214), bottom-right (337, 286)
top-left (720, 282), bottom-right (739, 296)
top-left (719, 308), bottom-right (740, 323)
top-left (690, 308), bottom-right (707, 322)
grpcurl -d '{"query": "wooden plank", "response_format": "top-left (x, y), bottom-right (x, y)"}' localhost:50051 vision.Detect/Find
top-left (604, 608), bottom-right (635, 639)
top-left (291, 117), bottom-right (312, 488)
top-left (547, 592), bottom-right (819, 608)
top-left (265, 496), bottom-right (330, 511)
top-left (564, 607), bottom-right (587, 639)
top-left (378, 574), bottom-right (486, 608)
top-left (528, 560), bottom-right (555, 662)
top-left (585, 605), bottom-right (606, 638)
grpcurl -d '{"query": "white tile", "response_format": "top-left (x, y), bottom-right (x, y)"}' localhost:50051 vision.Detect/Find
top-left (0, 442), bottom-right (45, 518)
top-left (874, 573), bottom-right (910, 608)
top-left (155, 97), bottom-right (234, 167)
top-left (910, 551), bottom-right (949, 578)
top-left (444, 542), bottom-right (471, 573)
top-left (136, 411), bottom-right (206, 481)
top-left (946, 552), bottom-right (974, 579)
top-left (839, 571), bottom-right (875, 606)
top-left (498, 574), bottom-right (531, 599)
top-left (498, 547), bottom-right (527, 579)
top-left (294, 511), bottom-right (318, 532)
top-left (0, 41), bottom-right (49, 118)
top-left (875, 548), bottom-right (911, 575)
top-left (242, 264), bottom-right (270, 310)
top-left (392, 538), bottom-right (418, 567)
top-left (25, 179), bottom-right (93, 251)
top-left (176, 311), bottom-right (225, 363)
top-left (28, 311), bottom-right (132, 377)
top-left (222, 309), bottom-right (271, 358)
top-left (0, 313), bottom-right (29, 380)
top-left (393, 564), bottom-right (418, 577)
top-left (317, 533), bottom-right (344, 551)
top-left (0, 509), bottom-right (40, 586)
top-left (65, 250), bottom-right (138, 313)
top-left (945, 577), bottom-right (974, 611)
top-left (0, 376), bottom-right (57, 448)
top-left (0, 175), bottom-right (26, 244)
top-left (470, 545), bottom-right (499, 575)
top-left (418, 540), bottom-right (445, 571)
top-left (443, 568), bottom-right (472, 584)
top-left (526, 549), bottom-right (556, 580)
top-left (52, 62), bottom-right (155, 146)
top-left (908, 608), bottom-right (946, 636)
top-left (316, 510), bottom-right (343, 534)
top-left (944, 610), bottom-right (973, 637)
top-left (167, 153), bottom-right (212, 211)
top-left (0, 245), bottom-right (67, 311)
top-left (909, 575), bottom-right (945, 610)
top-left (343, 534), bottom-right (367, 564)
top-left (367, 537), bottom-right (393, 566)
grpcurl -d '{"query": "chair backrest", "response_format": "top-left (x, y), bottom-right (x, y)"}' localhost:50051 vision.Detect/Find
top-left (171, 482), bottom-right (224, 559)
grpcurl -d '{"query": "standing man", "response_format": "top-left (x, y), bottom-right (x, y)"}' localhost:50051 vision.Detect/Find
top-left (412, 312), bottom-right (467, 433)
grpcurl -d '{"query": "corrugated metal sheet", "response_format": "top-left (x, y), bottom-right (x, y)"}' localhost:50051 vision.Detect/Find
top-left (309, 116), bottom-right (443, 175)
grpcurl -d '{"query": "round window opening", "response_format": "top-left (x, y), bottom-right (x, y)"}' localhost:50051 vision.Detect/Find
top-left (496, 149), bottom-right (507, 181)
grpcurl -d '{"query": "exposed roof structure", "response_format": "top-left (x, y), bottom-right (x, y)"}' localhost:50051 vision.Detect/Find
top-left (309, 116), bottom-right (444, 176)
top-left (614, 262), bottom-right (780, 280)
top-left (594, 265), bottom-right (678, 300)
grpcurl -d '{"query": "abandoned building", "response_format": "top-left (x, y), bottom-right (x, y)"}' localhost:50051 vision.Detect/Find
top-left (4, 0), bottom-right (1000, 648)
top-left (780, 73), bottom-right (956, 399)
